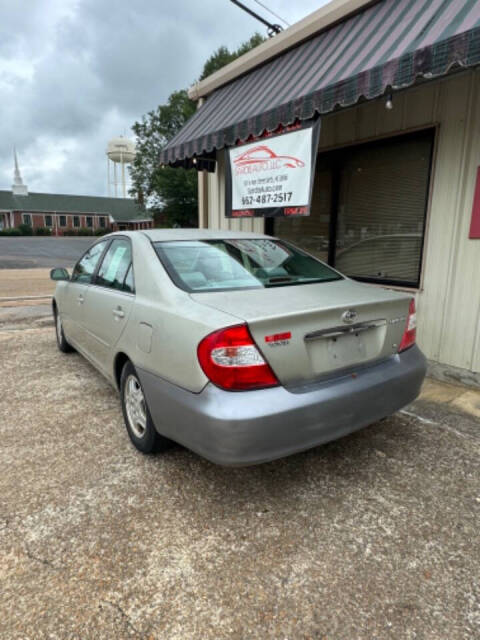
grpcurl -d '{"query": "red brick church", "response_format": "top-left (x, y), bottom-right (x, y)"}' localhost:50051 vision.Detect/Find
top-left (0, 152), bottom-right (153, 234)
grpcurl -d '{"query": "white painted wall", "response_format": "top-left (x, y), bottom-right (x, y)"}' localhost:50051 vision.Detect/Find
top-left (204, 69), bottom-right (480, 373)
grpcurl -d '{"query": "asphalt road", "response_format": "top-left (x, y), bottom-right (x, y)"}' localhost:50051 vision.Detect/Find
top-left (0, 237), bottom-right (95, 268)
top-left (0, 321), bottom-right (479, 639)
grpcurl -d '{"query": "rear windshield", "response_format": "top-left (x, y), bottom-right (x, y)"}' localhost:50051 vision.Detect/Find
top-left (153, 239), bottom-right (343, 292)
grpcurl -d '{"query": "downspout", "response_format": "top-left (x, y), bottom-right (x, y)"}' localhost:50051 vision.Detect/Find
top-left (196, 97), bottom-right (209, 229)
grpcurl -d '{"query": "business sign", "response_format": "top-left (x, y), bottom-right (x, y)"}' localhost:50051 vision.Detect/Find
top-left (225, 119), bottom-right (321, 218)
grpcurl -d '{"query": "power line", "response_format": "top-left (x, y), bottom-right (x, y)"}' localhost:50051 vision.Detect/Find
top-left (230, 0), bottom-right (283, 36)
top-left (251, 0), bottom-right (290, 26)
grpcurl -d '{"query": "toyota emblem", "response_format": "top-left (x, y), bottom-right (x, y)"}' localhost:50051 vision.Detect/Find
top-left (342, 309), bottom-right (357, 324)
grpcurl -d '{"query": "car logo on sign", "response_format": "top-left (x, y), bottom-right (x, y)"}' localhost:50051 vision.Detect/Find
top-left (233, 145), bottom-right (305, 169)
top-left (342, 309), bottom-right (357, 324)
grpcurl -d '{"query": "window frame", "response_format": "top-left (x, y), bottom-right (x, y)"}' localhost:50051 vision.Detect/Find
top-left (59, 215), bottom-right (67, 228)
top-left (22, 213), bottom-right (32, 226)
top-left (73, 216), bottom-right (80, 228)
top-left (92, 235), bottom-right (135, 295)
top-left (269, 127), bottom-right (436, 290)
top-left (86, 216), bottom-right (93, 228)
top-left (122, 262), bottom-right (135, 295)
top-left (44, 214), bottom-right (53, 227)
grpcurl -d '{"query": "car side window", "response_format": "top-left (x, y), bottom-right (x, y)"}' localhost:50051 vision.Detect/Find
top-left (95, 238), bottom-right (133, 292)
top-left (71, 240), bottom-right (109, 284)
top-left (123, 264), bottom-right (135, 294)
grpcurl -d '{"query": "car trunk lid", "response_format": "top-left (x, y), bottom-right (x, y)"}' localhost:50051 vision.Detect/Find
top-left (191, 279), bottom-right (411, 387)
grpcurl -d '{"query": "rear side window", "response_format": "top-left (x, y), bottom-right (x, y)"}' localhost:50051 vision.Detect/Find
top-left (123, 264), bottom-right (135, 293)
top-left (96, 238), bottom-right (133, 292)
top-left (153, 239), bottom-right (342, 292)
top-left (71, 240), bottom-right (109, 284)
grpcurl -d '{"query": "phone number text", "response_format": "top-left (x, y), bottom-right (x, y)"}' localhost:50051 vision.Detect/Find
top-left (241, 192), bottom-right (293, 206)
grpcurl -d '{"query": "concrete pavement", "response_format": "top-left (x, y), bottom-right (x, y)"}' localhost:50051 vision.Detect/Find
top-left (0, 312), bottom-right (479, 639)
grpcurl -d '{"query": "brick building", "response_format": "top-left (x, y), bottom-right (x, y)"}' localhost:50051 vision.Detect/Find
top-left (0, 152), bottom-right (153, 234)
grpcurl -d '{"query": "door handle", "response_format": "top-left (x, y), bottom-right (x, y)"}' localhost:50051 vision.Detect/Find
top-left (113, 307), bottom-right (125, 319)
top-left (77, 294), bottom-right (84, 304)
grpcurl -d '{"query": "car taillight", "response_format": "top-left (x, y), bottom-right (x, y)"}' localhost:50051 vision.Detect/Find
top-left (398, 299), bottom-right (417, 352)
top-left (197, 324), bottom-right (279, 391)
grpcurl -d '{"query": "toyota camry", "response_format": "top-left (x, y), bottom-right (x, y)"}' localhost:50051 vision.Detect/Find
top-left (51, 229), bottom-right (426, 466)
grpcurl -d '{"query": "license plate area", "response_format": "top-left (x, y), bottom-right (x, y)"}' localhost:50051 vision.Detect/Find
top-left (305, 320), bottom-right (387, 374)
top-left (328, 331), bottom-right (366, 364)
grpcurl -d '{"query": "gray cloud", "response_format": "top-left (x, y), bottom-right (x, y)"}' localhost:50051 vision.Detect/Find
top-left (0, 0), bottom-right (325, 196)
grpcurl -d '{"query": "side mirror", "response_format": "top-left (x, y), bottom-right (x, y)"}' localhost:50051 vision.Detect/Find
top-left (50, 268), bottom-right (70, 281)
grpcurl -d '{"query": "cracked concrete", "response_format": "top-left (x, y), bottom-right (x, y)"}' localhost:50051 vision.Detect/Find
top-left (0, 322), bottom-right (479, 639)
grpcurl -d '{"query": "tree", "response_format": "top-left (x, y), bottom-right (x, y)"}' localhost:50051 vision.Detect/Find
top-left (200, 33), bottom-right (265, 81)
top-left (131, 90), bottom-right (197, 226)
top-left (130, 33), bottom-right (265, 227)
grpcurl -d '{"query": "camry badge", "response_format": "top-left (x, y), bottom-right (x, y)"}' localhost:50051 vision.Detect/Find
top-left (342, 309), bottom-right (357, 324)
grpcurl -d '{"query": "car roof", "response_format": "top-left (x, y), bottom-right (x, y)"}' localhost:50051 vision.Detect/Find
top-left (134, 228), bottom-right (269, 242)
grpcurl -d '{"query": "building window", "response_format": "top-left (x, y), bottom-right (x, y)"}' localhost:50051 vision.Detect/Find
top-left (45, 215), bottom-right (53, 227)
top-left (86, 216), bottom-right (93, 228)
top-left (73, 216), bottom-right (80, 227)
top-left (59, 215), bottom-right (67, 227)
top-left (22, 213), bottom-right (32, 226)
top-left (99, 217), bottom-right (106, 228)
top-left (274, 129), bottom-right (434, 289)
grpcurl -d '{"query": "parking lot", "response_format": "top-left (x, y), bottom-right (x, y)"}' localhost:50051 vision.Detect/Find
top-left (1, 313), bottom-right (479, 639)
top-left (0, 237), bottom-right (94, 269)
top-left (0, 237), bottom-right (94, 301)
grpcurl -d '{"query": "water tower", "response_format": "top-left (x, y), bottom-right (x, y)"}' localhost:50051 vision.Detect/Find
top-left (106, 136), bottom-right (136, 198)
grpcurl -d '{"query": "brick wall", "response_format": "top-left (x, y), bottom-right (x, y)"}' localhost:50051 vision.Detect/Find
top-left (8, 211), bottom-right (152, 233)
top-left (11, 211), bottom-right (113, 235)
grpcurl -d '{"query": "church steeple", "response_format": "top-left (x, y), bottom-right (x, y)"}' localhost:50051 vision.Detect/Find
top-left (12, 148), bottom-right (28, 196)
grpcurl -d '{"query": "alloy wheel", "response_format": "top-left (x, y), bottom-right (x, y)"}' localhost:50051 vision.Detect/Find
top-left (124, 374), bottom-right (147, 438)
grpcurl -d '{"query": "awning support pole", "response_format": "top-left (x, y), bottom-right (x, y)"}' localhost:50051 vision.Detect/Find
top-left (196, 98), bottom-right (209, 228)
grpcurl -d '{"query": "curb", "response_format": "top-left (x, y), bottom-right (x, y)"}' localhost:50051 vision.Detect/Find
top-left (0, 295), bottom-right (53, 302)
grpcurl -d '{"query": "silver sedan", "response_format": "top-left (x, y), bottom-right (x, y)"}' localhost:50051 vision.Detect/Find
top-left (51, 229), bottom-right (426, 466)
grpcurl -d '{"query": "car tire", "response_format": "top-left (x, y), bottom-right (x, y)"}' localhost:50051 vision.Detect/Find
top-left (120, 360), bottom-right (170, 454)
top-left (54, 307), bottom-right (74, 353)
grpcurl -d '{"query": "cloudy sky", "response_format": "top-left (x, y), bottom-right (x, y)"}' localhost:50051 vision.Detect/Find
top-left (0, 0), bottom-right (327, 197)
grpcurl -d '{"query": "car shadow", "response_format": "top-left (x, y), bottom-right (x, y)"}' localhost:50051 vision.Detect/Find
top-left (153, 412), bottom-right (424, 517)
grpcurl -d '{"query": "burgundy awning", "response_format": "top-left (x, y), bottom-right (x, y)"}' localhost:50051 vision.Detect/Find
top-left (161, 0), bottom-right (480, 166)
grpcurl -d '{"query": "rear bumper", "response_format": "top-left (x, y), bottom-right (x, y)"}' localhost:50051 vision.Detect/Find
top-left (138, 345), bottom-right (427, 466)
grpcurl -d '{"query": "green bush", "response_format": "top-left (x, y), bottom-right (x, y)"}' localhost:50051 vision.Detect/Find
top-left (94, 228), bottom-right (109, 236)
top-left (76, 227), bottom-right (93, 236)
top-left (62, 229), bottom-right (77, 236)
top-left (18, 223), bottom-right (33, 235)
top-left (35, 226), bottom-right (52, 236)
top-left (0, 228), bottom-right (21, 236)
